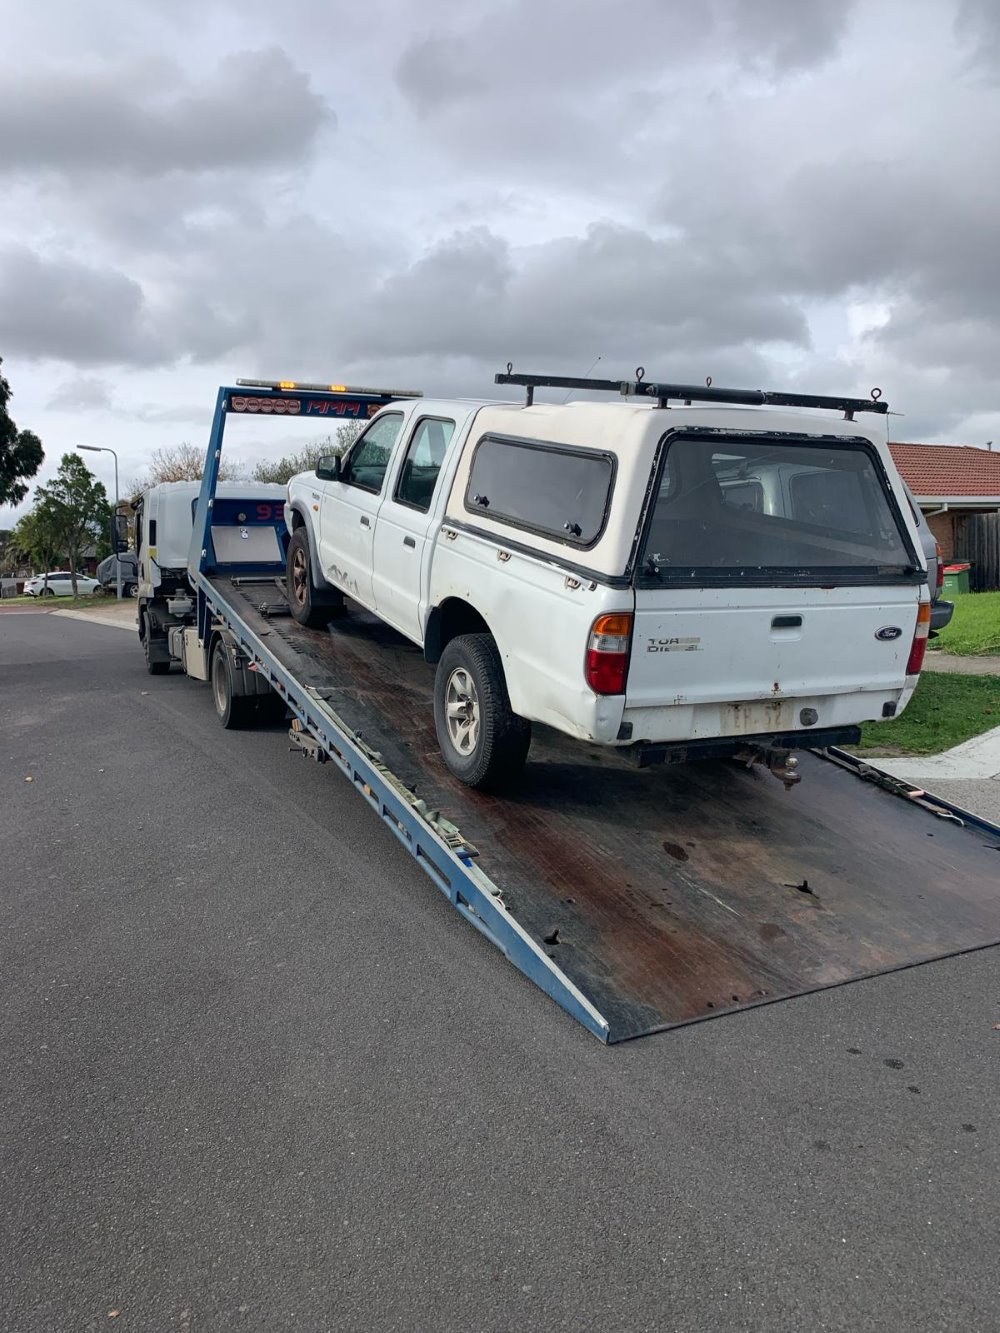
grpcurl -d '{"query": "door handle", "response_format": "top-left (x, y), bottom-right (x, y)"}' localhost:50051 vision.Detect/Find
top-left (360, 516), bottom-right (371, 528)
top-left (403, 536), bottom-right (416, 549)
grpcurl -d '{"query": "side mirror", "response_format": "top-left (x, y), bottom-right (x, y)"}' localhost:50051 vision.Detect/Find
top-left (315, 454), bottom-right (341, 482)
top-left (112, 512), bottom-right (130, 553)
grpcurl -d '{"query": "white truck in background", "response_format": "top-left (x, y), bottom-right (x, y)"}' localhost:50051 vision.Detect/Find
top-left (134, 480), bottom-right (287, 690)
top-left (285, 370), bottom-right (930, 790)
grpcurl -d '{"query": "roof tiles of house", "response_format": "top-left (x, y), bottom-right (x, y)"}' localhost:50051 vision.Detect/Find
top-left (888, 443), bottom-right (1000, 499)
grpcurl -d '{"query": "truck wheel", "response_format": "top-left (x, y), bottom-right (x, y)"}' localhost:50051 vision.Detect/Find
top-left (211, 640), bottom-right (256, 729)
top-left (286, 528), bottom-right (343, 628)
top-left (143, 611), bottom-right (170, 675)
top-left (433, 634), bottom-right (531, 790)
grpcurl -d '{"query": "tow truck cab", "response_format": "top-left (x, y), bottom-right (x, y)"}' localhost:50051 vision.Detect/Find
top-left (134, 480), bottom-right (287, 675)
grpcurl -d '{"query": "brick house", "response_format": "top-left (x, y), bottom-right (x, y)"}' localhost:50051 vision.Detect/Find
top-left (888, 442), bottom-right (1000, 563)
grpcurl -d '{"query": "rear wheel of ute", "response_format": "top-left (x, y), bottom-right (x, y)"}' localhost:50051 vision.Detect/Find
top-left (433, 633), bottom-right (531, 790)
top-left (286, 527), bottom-right (343, 628)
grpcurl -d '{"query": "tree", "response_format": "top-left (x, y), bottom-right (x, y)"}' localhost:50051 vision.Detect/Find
top-left (251, 422), bottom-right (365, 485)
top-left (9, 508), bottom-right (62, 587)
top-left (127, 442), bottom-right (245, 496)
top-left (35, 454), bottom-right (111, 596)
top-left (0, 356), bottom-right (44, 507)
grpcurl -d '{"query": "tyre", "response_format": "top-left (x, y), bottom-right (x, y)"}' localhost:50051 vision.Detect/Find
top-left (211, 640), bottom-right (256, 729)
top-left (286, 527), bottom-right (343, 628)
top-left (142, 611), bottom-right (170, 675)
top-left (209, 639), bottom-right (282, 728)
top-left (433, 633), bottom-right (531, 790)
top-left (126, 584), bottom-right (138, 599)
top-left (42, 587), bottom-right (54, 598)
top-left (91, 585), bottom-right (103, 596)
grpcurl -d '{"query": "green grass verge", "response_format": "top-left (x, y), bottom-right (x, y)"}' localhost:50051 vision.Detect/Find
top-left (929, 590), bottom-right (1000, 657)
top-left (0, 594), bottom-right (111, 607)
top-left (855, 671), bottom-right (1000, 755)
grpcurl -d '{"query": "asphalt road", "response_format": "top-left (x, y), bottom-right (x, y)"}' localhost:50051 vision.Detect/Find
top-left (2, 613), bottom-right (998, 1333)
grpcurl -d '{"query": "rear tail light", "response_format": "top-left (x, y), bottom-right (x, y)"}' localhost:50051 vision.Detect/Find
top-left (906, 601), bottom-right (932, 676)
top-left (585, 612), bottom-right (633, 695)
top-left (934, 541), bottom-right (944, 594)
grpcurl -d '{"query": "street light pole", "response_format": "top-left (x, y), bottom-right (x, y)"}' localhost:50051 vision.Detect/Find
top-left (79, 445), bottom-right (121, 599)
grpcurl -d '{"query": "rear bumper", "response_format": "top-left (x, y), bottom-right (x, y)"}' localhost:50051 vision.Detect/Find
top-left (930, 599), bottom-right (954, 635)
top-left (618, 689), bottom-right (904, 747)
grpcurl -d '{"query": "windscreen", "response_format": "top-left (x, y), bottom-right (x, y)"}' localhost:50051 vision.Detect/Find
top-left (638, 434), bottom-right (919, 585)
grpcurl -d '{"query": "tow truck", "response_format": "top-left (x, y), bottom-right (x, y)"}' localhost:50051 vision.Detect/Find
top-left (127, 378), bottom-right (1000, 1043)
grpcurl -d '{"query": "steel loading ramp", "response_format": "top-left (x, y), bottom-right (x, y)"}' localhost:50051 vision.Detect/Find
top-left (210, 576), bottom-right (1000, 1043)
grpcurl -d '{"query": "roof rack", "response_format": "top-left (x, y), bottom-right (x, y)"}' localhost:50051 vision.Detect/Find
top-left (494, 367), bottom-right (888, 418)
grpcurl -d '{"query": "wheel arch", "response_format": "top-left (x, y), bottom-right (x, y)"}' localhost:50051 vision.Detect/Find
top-left (286, 502), bottom-right (336, 591)
top-left (424, 597), bottom-right (492, 665)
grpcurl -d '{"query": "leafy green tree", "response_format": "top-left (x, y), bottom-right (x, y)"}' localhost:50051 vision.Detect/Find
top-left (9, 508), bottom-right (62, 587)
top-left (35, 454), bottom-right (111, 596)
top-left (251, 422), bottom-right (364, 485)
top-left (0, 357), bottom-right (44, 507)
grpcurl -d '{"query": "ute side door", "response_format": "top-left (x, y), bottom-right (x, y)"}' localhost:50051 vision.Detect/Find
top-left (371, 415), bottom-right (457, 643)
top-left (317, 412), bottom-right (406, 609)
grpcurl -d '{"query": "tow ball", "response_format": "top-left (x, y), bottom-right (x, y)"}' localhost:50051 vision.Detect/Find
top-left (735, 746), bottom-right (802, 791)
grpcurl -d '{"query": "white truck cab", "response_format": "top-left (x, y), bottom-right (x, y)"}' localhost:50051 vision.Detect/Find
top-left (285, 372), bottom-right (929, 790)
top-left (135, 480), bottom-right (287, 674)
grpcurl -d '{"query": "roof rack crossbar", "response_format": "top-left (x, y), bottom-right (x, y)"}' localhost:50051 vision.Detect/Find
top-left (495, 371), bottom-right (888, 416)
top-left (494, 372), bottom-right (627, 394)
top-left (628, 380), bottom-right (889, 415)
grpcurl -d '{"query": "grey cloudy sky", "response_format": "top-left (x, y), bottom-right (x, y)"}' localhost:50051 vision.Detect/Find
top-left (2, 0), bottom-right (999, 515)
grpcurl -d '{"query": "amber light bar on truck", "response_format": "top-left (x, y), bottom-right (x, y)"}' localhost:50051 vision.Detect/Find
top-left (236, 378), bottom-right (423, 398)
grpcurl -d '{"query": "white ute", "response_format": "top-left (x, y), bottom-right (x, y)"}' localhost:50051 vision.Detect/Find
top-left (284, 370), bottom-right (930, 790)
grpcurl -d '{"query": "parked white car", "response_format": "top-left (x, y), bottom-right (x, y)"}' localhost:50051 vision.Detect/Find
top-left (285, 372), bottom-right (930, 790)
top-left (23, 570), bottom-right (101, 597)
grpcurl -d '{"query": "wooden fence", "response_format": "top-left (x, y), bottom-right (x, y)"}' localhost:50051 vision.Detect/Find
top-left (957, 512), bottom-right (1000, 591)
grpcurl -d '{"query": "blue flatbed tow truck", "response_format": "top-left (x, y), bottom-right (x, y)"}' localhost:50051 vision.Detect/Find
top-left (129, 380), bottom-right (1000, 1043)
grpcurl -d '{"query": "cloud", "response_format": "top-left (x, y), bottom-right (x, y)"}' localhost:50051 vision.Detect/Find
top-left (955, 0), bottom-right (1000, 73)
top-left (395, 0), bottom-right (856, 116)
top-left (0, 49), bottom-right (331, 178)
top-left (392, 0), bottom-right (859, 183)
top-left (347, 223), bottom-right (808, 379)
top-left (719, 0), bottom-right (856, 72)
top-left (395, 36), bottom-right (478, 117)
top-left (46, 377), bottom-right (114, 411)
top-left (0, 248), bottom-right (168, 365)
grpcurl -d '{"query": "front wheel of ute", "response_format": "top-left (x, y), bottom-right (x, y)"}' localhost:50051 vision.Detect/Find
top-left (433, 633), bottom-right (531, 790)
top-left (286, 527), bottom-right (343, 628)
